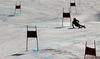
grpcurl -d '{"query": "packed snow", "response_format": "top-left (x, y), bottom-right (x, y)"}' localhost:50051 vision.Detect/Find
top-left (0, 0), bottom-right (100, 59)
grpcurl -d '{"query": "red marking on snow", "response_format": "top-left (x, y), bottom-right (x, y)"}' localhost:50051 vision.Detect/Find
top-left (40, 49), bottom-right (100, 52)
top-left (40, 49), bottom-right (84, 51)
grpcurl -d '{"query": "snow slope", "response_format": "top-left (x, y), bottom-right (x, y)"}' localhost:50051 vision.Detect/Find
top-left (0, 0), bottom-right (100, 59)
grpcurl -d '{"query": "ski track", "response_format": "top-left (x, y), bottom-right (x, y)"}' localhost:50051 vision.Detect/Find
top-left (32, 38), bottom-right (75, 59)
top-left (0, 10), bottom-right (19, 20)
top-left (0, 2), bottom-right (19, 20)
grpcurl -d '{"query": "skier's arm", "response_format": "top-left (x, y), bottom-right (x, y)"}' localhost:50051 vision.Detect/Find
top-left (77, 20), bottom-right (79, 23)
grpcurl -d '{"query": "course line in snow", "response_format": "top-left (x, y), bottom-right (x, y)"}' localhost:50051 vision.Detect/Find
top-left (32, 38), bottom-right (75, 59)
top-left (0, 10), bottom-right (20, 20)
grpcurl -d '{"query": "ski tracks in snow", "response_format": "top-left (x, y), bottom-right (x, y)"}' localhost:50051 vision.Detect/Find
top-left (0, 2), bottom-right (20, 20)
top-left (32, 38), bottom-right (75, 59)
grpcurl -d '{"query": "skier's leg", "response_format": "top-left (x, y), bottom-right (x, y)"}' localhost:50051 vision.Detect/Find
top-left (80, 25), bottom-right (86, 28)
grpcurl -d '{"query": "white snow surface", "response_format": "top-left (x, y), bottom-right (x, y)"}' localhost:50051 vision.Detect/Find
top-left (0, 0), bottom-right (100, 59)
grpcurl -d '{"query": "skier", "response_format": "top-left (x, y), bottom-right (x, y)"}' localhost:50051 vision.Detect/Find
top-left (72, 18), bottom-right (86, 28)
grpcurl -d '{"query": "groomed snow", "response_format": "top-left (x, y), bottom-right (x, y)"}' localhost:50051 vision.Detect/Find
top-left (0, 0), bottom-right (100, 59)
